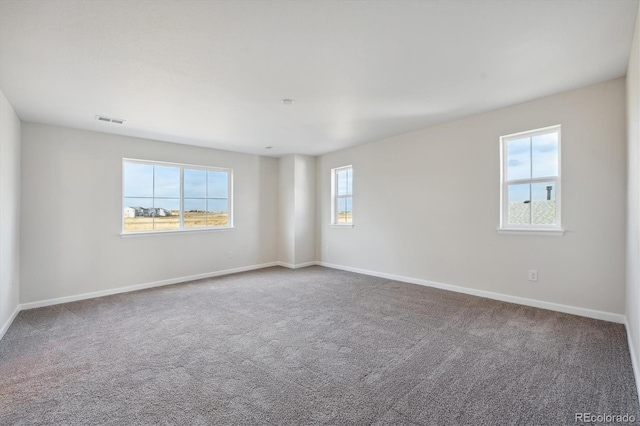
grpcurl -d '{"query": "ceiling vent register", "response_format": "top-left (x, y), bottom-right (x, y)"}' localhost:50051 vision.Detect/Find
top-left (96, 115), bottom-right (126, 124)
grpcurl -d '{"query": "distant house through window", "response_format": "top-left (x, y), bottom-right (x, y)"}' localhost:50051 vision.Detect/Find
top-left (122, 159), bottom-right (232, 233)
top-left (331, 165), bottom-right (353, 225)
top-left (500, 125), bottom-right (561, 233)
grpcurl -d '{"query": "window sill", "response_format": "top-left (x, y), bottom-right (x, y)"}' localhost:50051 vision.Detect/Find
top-left (330, 224), bottom-right (354, 228)
top-left (497, 228), bottom-right (564, 236)
top-left (121, 227), bottom-right (235, 237)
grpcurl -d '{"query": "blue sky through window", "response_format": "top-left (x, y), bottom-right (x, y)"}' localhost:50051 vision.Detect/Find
top-left (184, 168), bottom-right (229, 213)
top-left (337, 168), bottom-right (352, 196)
top-left (124, 163), bottom-right (229, 212)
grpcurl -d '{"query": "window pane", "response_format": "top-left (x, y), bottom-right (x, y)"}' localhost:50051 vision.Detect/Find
top-left (207, 198), bottom-right (228, 214)
top-left (184, 198), bottom-right (207, 228)
top-left (153, 198), bottom-right (179, 230)
top-left (207, 198), bottom-right (228, 226)
top-left (154, 166), bottom-right (180, 198)
top-left (208, 171), bottom-right (229, 198)
top-left (532, 132), bottom-right (559, 178)
top-left (337, 198), bottom-right (346, 223)
top-left (532, 182), bottom-right (556, 225)
top-left (507, 137), bottom-right (531, 181)
top-left (123, 197), bottom-right (153, 232)
top-left (184, 169), bottom-right (206, 198)
top-left (337, 169), bottom-right (348, 196)
top-left (346, 168), bottom-right (353, 195)
top-left (508, 184), bottom-right (531, 225)
top-left (124, 163), bottom-right (153, 197)
top-left (338, 197), bottom-right (352, 223)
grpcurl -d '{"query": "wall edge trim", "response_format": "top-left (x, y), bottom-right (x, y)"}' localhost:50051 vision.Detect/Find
top-left (625, 317), bottom-right (640, 406)
top-left (19, 262), bottom-right (279, 311)
top-left (0, 305), bottom-right (21, 341)
top-left (317, 261), bottom-right (625, 323)
top-left (277, 261), bottom-right (318, 269)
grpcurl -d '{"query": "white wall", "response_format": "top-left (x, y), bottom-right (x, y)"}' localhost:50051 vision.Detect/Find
top-left (0, 89), bottom-right (21, 335)
top-left (318, 78), bottom-right (627, 315)
top-left (294, 155), bottom-right (316, 265)
top-left (20, 123), bottom-right (279, 303)
top-left (626, 5), bottom-right (640, 387)
top-left (279, 154), bottom-right (316, 267)
top-left (279, 155), bottom-right (295, 265)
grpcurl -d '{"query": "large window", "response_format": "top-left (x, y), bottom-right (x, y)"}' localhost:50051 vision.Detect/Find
top-left (500, 125), bottom-right (561, 233)
top-left (331, 165), bottom-right (353, 225)
top-left (123, 159), bottom-right (232, 233)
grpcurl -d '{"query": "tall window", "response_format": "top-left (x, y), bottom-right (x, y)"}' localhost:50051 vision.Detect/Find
top-left (331, 165), bottom-right (353, 225)
top-left (500, 125), bottom-right (561, 232)
top-left (123, 159), bottom-right (232, 233)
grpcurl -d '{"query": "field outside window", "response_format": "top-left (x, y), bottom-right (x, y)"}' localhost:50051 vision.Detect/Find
top-left (123, 159), bottom-right (232, 233)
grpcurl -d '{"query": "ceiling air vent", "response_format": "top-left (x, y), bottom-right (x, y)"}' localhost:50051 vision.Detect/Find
top-left (96, 115), bottom-right (126, 124)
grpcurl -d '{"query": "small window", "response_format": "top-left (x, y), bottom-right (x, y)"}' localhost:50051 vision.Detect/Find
top-left (331, 165), bottom-right (353, 225)
top-left (500, 125), bottom-right (561, 232)
top-left (123, 159), bottom-right (232, 234)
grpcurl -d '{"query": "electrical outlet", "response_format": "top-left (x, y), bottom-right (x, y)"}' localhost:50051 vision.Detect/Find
top-left (528, 269), bottom-right (538, 282)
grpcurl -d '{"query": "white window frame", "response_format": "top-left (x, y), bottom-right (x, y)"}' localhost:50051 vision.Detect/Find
top-left (122, 158), bottom-right (233, 235)
top-left (331, 165), bottom-right (353, 227)
top-left (499, 125), bottom-right (563, 236)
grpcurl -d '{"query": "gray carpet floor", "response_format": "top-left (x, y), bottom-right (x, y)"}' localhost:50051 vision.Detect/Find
top-left (0, 266), bottom-right (638, 425)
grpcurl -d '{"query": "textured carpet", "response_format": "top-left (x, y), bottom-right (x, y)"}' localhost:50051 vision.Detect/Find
top-left (0, 266), bottom-right (638, 425)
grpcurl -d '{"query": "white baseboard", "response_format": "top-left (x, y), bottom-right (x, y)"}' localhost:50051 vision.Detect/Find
top-left (317, 261), bottom-right (625, 324)
top-left (277, 261), bottom-right (318, 269)
top-left (625, 318), bottom-right (640, 406)
top-left (6, 259), bottom-right (625, 343)
top-left (20, 262), bottom-right (279, 311)
top-left (0, 304), bottom-right (20, 341)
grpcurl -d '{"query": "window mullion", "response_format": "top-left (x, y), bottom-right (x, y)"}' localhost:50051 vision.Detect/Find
top-left (180, 167), bottom-right (184, 230)
top-left (152, 165), bottom-right (156, 230)
top-left (528, 176), bottom-right (560, 184)
top-left (506, 178), bottom-right (534, 185)
top-left (346, 169), bottom-right (350, 197)
top-left (335, 174), bottom-right (339, 223)
top-left (205, 171), bottom-right (209, 227)
top-left (528, 182), bottom-right (532, 225)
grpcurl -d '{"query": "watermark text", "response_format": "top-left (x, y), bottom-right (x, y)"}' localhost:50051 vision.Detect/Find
top-left (575, 413), bottom-right (636, 423)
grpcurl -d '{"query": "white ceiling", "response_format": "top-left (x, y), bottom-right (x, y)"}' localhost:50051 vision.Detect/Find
top-left (1, 0), bottom-right (638, 157)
